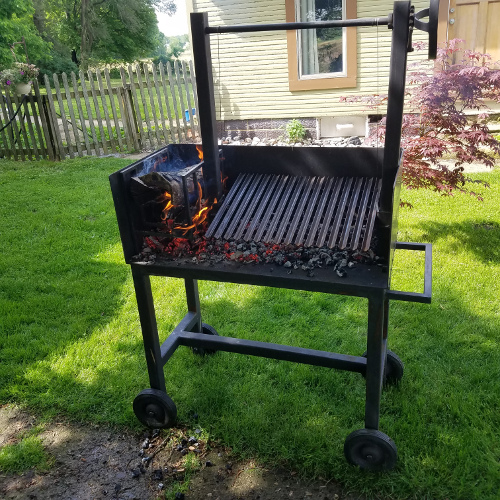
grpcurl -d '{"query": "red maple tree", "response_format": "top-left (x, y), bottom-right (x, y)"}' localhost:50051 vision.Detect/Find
top-left (344, 40), bottom-right (500, 204)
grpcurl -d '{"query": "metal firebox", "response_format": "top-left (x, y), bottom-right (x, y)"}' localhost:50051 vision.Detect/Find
top-left (110, 0), bottom-right (438, 471)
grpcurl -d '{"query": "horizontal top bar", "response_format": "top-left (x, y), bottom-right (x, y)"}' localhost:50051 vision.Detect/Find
top-left (205, 16), bottom-right (392, 34)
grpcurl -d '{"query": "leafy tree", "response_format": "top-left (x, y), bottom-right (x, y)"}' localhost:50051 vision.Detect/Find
top-left (31, 0), bottom-right (176, 70)
top-left (79, 0), bottom-right (176, 69)
top-left (153, 34), bottom-right (189, 65)
top-left (343, 40), bottom-right (500, 204)
top-left (0, 0), bottom-right (50, 69)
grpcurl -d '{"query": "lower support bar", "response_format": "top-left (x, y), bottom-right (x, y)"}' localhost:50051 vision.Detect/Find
top-left (176, 331), bottom-right (367, 373)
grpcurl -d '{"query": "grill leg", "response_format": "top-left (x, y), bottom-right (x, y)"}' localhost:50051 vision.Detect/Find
top-left (131, 266), bottom-right (166, 393)
top-left (364, 292), bottom-right (387, 430)
top-left (185, 278), bottom-right (202, 332)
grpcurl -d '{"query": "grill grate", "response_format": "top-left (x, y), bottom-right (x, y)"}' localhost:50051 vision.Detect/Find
top-left (206, 173), bottom-right (381, 251)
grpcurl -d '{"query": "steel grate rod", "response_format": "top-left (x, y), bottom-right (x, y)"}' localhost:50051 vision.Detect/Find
top-left (206, 174), bottom-right (381, 251)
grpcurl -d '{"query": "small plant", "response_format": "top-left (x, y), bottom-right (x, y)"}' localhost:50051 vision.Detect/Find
top-left (0, 62), bottom-right (39, 86)
top-left (285, 119), bottom-right (307, 143)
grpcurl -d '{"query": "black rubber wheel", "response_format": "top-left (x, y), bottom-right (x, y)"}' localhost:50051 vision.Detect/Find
top-left (361, 350), bottom-right (404, 385)
top-left (344, 429), bottom-right (398, 471)
top-left (133, 389), bottom-right (177, 429)
top-left (385, 350), bottom-right (404, 385)
top-left (191, 323), bottom-right (219, 356)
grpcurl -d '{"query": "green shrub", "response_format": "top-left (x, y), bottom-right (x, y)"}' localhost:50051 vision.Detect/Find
top-left (108, 67), bottom-right (122, 79)
top-left (285, 119), bottom-right (307, 143)
top-left (37, 54), bottom-right (79, 84)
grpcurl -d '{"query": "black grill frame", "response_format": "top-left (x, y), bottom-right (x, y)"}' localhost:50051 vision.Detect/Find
top-left (109, 0), bottom-right (435, 472)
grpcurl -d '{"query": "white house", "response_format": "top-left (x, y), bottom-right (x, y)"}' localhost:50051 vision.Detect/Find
top-left (185, 0), bottom-right (498, 138)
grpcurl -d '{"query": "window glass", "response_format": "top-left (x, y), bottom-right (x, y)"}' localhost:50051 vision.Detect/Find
top-left (297, 0), bottom-right (344, 78)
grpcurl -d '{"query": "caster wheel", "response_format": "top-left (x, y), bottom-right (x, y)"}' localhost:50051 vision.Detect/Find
top-left (361, 350), bottom-right (404, 385)
top-left (344, 429), bottom-right (397, 471)
top-left (385, 350), bottom-right (404, 385)
top-left (192, 323), bottom-right (219, 356)
top-left (133, 389), bottom-right (177, 429)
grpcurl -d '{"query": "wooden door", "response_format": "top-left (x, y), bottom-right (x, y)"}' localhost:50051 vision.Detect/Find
top-left (448, 0), bottom-right (500, 61)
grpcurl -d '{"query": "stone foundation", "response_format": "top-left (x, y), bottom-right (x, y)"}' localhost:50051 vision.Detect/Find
top-left (217, 118), bottom-right (318, 141)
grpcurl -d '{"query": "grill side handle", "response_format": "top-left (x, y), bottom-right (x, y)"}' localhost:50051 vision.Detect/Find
top-left (387, 242), bottom-right (432, 303)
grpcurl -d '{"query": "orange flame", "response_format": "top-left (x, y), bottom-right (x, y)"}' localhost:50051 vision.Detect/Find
top-left (196, 145), bottom-right (203, 161)
top-left (160, 188), bottom-right (216, 235)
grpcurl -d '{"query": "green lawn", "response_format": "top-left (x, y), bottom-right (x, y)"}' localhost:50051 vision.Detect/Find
top-left (0, 157), bottom-right (499, 499)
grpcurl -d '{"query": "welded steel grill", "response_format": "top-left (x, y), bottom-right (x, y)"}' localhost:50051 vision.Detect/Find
top-left (110, 0), bottom-right (439, 472)
top-left (206, 173), bottom-right (381, 250)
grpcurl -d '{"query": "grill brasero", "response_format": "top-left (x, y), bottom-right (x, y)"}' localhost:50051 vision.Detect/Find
top-left (110, 0), bottom-right (438, 471)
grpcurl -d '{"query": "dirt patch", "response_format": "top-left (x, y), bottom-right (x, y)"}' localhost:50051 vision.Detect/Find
top-left (0, 405), bottom-right (364, 500)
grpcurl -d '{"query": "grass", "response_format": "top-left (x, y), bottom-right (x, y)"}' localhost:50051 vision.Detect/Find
top-left (0, 427), bottom-right (54, 473)
top-left (0, 157), bottom-right (499, 498)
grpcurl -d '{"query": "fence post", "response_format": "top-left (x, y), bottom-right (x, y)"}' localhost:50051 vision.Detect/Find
top-left (121, 83), bottom-right (140, 151)
top-left (44, 74), bottom-right (65, 160)
top-left (40, 95), bottom-right (58, 160)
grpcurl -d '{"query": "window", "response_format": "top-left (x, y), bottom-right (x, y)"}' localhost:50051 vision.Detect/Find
top-left (286, 0), bottom-right (357, 91)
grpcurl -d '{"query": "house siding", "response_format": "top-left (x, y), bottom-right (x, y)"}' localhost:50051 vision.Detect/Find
top-left (191, 0), bottom-right (430, 120)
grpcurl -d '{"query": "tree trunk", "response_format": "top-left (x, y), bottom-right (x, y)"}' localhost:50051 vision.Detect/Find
top-left (80, 0), bottom-right (92, 70)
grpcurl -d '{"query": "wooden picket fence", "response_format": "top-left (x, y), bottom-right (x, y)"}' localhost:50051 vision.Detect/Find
top-left (0, 60), bottom-right (199, 160)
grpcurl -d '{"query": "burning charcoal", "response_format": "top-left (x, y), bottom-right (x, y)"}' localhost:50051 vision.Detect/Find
top-left (284, 261), bottom-right (292, 268)
top-left (236, 243), bottom-right (246, 251)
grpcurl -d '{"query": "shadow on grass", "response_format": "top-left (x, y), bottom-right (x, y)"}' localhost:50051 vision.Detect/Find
top-left (4, 262), bottom-right (498, 498)
top-left (1, 160), bottom-right (498, 499)
top-left (417, 219), bottom-right (500, 263)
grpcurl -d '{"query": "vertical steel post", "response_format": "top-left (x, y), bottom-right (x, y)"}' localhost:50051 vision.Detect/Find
top-left (190, 12), bottom-right (222, 201)
top-left (131, 266), bottom-right (166, 392)
top-left (380, 1), bottom-right (412, 213)
top-left (185, 278), bottom-right (202, 333)
top-left (364, 292), bottom-right (387, 430)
